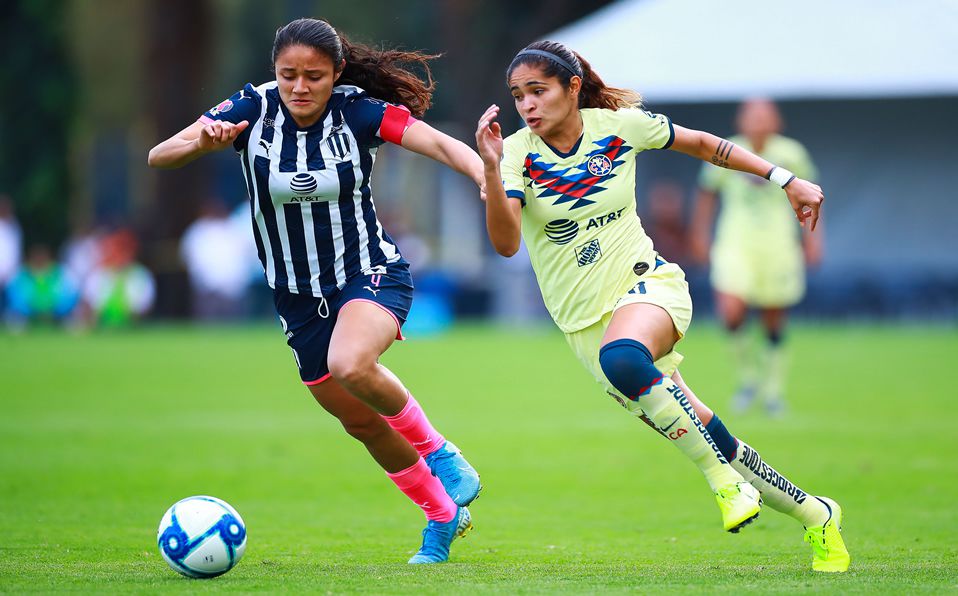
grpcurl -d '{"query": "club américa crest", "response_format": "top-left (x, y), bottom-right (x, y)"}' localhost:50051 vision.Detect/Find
top-left (586, 154), bottom-right (613, 177)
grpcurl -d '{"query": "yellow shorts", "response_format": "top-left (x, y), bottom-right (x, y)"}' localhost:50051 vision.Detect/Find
top-left (564, 260), bottom-right (693, 402)
top-left (710, 241), bottom-right (805, 307)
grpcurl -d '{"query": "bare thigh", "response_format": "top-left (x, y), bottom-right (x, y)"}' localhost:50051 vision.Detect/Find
top-left (327, 300), bottom-right (408, 415)
top-left (601, 302), bottom-right (680, 359)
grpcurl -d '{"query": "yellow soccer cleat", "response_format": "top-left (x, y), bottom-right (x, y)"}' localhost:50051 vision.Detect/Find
top-left (715, 481), bottom-right (762, 533)
top-left (804, 496), bottom-right (850, 572)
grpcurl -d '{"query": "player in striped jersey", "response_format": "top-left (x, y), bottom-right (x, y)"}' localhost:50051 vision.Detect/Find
top-left (149, 18), bottom-right (483, 564)
top-left (476, 41), bottom-right (849, 572)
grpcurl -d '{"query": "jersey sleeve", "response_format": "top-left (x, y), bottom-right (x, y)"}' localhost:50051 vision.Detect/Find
top-left (618, 108), bottom-right (675, 151)
top-left (500, 135), bottom-right (527, 206)
top-left (200, 83), bottom-right (261, 151)
top-left (342, 96), bottom-right (417, 147)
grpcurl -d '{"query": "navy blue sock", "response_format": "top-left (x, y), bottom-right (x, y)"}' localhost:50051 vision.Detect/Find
top-left (767, 328), bottom-right (784, 346)
top-left (705, 415), bottom-right (738, 460)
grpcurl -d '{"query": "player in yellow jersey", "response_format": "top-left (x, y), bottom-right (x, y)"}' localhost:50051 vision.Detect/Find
top-left (476, 41), bottom-right (849, 572)
top-left (692, 99), bottom-right (821, 415)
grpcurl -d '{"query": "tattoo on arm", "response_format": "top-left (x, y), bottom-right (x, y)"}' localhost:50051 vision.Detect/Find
top-left (711, 139), bottom-right (734, 168)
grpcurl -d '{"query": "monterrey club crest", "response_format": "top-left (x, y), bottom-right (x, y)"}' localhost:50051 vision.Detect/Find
top-left (587, 154), bottom-right (612, 177)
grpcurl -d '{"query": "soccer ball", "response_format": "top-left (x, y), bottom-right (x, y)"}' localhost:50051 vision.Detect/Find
top-left (157, 495), bottom-right (247, 578)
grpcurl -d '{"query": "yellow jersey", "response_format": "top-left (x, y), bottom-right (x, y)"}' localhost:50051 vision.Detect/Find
top-left (699, 134), bottom-right (817, 254)
top-left (501, 108), bottom-right (674, 332)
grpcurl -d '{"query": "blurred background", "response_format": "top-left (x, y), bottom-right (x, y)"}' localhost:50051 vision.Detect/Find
top-left (1, 0), bottom-right (956, 330)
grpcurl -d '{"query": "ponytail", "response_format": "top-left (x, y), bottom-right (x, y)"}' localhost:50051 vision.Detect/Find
top-left (573, 51), bottom-right (642, 110)
top-left (273, 18), bottom-right (438, 118)
top-left (507, 41), bottom-right (641, 110)
top-left (337, 37), bottom-right (438, 118)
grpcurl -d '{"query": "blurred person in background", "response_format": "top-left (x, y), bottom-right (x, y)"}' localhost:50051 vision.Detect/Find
top-left (81, 229), bottom-right (155, 327)
top-left (477, 40), bottom-right (847, 573)
top-left (691, 99), bottom-right (822, 416)
top-left (642, 180), bottom-right (690, 267)
top-left (376, 206), bottom-right (454, 335)
top-left (0, 196), bottom-right (22, 314)
top-left (5, 244), bottom-right (78, 330)
top-left (180, 198), bottom-right (253, 321)
top-left (376, 205), bottom-right (433, 276)
top-left (62, 224), bottom-right (105, 289)
top-left (230, 201), bottom-right (273, 318)
top-left (148, 18), bottom-right (484, 565)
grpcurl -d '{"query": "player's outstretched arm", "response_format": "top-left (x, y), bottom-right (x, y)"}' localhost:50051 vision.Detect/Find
top-left (148, 119), bottom-right (249, 169)
top-left (669, 125), bottom-right (824, 231)
top-left (476, 104), bottom-right (521, 257)
top-left (400, 121), bottom-right (485, 189)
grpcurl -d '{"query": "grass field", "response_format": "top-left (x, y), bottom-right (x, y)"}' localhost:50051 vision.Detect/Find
top-left (1, 322), bottom-right (956, 593)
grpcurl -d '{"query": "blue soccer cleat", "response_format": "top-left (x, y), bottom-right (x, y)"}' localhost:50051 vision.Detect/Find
top-left (424, 441), bottom-right (482, 506)
top-left (407, 507), bottom-right (473, 564)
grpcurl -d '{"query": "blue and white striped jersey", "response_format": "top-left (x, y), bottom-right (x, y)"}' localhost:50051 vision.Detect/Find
top-left (201, 83), bottom-right (410, 297)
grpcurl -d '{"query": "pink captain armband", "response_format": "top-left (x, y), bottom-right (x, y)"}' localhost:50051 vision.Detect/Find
top-left (379, 104), bottom-right (417, 144)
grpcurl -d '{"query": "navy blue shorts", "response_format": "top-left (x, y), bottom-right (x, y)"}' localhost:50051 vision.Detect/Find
top-left (272, 264), bottom-right (414, 385)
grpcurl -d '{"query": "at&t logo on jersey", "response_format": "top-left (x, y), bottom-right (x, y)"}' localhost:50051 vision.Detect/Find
top-left (585, 207), bottom-right (626, 231)
top-left (544, 219), bottom-right (579, 245)
top-left (290, 173), bottom-right (318, 195)
top-left (543, 208), bottom-right (627, 246)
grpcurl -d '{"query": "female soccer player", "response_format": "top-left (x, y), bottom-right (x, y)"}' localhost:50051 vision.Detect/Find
top-left (149, 18), bottom-right (482, 564)
top-left (476, 41), bottom-right (849, 572)
top-left (691, 98), bottom-right (822, 416)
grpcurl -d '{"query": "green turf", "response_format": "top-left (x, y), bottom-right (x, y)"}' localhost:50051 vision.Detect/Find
top-left (1, 322), bottom-right (956, 593)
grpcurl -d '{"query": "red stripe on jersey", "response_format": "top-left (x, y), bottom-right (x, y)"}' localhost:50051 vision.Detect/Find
top-left (379, 104), bottom-right (415, 145)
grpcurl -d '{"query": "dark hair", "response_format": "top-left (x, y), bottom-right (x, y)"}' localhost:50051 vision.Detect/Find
top-left (272, 18), bottom-right (438, 118)
top-left (506, 40), bottom-right (642, 110)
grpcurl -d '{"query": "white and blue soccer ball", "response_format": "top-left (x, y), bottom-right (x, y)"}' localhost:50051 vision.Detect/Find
top-left (157, 495), bottom-right (247, 578)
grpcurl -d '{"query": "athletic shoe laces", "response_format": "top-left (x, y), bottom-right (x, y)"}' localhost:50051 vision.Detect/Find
top-left (804, 527), bottom-right (828, 558)
top-left (416, 519), bottom-right (456, 559)
top-left (426, 445), bottom-right (463, 486)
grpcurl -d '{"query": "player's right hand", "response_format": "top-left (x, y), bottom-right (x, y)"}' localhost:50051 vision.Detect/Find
top-left (784, 177), bottom-right (824, 232)
top-left (476, 105), bottom-right (503, 165)
top-left (198, 120), bottom-right (249, 151)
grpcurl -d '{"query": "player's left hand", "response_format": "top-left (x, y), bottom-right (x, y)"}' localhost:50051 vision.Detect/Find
top-left (784, 178), bottom-right (823, 231)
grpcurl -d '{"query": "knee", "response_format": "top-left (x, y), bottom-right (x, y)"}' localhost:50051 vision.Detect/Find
top-left (724, 316), bottom-right (746, 333)
top-left (599, 339), bottom-right (663, 401)
top-left (339, 412), bottom-right (391, 444)
top-left (717, 299), bottom-right (746, 331)
top-left (327, 353), bottom-right (375, 390)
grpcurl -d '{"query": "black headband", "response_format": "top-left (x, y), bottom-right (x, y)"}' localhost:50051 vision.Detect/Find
top-left (514, 49), bottom-right (581, 77)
